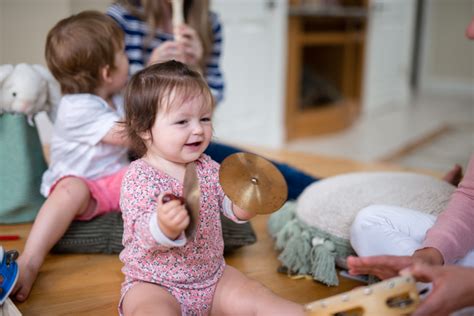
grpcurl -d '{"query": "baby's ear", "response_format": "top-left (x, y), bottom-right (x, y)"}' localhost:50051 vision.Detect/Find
top-left (139, 130), bottom-right (151, 141)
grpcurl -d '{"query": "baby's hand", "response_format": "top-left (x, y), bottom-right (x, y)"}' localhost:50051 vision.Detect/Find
top-left (232, 203), bottom-right (255, 221)
top-left (156, 193), bottom-right (189, 240)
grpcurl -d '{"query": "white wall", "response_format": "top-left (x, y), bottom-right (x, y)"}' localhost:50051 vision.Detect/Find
top-left (418, 0), bottom-right (474, 96)
top-left (211, 0), bottom-right (287, 148)
top-left (1, 0), bottom-right (69, 65)
top-left (0, 1), bottom-right (4, 63)
top-left (70, 0), bottom-right (110, 14)
top-left (0, 0), bottom-right (111, 65)
top-left (362, 0), bottom-right (417, 114)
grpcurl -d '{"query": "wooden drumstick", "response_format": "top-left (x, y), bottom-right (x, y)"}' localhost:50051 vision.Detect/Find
top-left (171, 0), bottom-right (185, 61)
top-left (171, 0), bottom-right (184, 29)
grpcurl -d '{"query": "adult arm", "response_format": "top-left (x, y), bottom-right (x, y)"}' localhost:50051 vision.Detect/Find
top-left (422, 154), bottom-right (474, 264)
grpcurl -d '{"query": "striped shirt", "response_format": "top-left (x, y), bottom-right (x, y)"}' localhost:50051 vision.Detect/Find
top-left (107, 3), bottom-right (225, 104)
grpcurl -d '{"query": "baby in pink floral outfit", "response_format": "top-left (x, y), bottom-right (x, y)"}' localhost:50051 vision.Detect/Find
top-left (119, 61), bottom-right (304, 315)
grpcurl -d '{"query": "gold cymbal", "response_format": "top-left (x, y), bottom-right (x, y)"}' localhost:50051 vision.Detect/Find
top-left (219, 152), bottom-right (288, 214)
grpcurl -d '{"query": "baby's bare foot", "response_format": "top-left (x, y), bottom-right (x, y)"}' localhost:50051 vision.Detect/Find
top-left (442, 164), bottom-right (463, 186)
top-left (12, 255), bottom-right (40, 302)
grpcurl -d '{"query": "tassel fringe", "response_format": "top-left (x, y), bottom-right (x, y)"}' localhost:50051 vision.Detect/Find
top-left (310, 238), bottom-right (338, 286)
top-left (267, 201), bottom-right (296, 236)
top-left (278, 229), bottom-right (312, 275)
top-left (269, 202), bottom-right (349, 286)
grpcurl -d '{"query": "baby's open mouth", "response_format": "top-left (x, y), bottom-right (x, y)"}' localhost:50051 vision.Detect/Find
top-left (185, 141), bottom-right (202, 147)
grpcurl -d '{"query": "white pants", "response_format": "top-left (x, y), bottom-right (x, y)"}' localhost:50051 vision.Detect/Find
top-left (350, 204), bottom-right (474, 267)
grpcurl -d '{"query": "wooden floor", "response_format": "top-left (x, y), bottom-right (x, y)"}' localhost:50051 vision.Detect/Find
top-left (1, 148), bottom-right (439, 315)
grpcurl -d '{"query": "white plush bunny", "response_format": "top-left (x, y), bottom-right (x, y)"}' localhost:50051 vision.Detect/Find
top-left (0, 63), bottom-right (60, 123)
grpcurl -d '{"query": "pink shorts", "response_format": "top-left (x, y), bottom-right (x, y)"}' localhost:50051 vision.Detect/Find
top-left (49, 167), bottom-right (128, 221)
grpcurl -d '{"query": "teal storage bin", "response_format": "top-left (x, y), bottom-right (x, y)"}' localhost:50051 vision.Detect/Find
top-left (0, 114), bottom-right (47, 223)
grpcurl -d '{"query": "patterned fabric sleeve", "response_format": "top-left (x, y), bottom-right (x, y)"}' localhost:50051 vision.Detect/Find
top-left (120, 162), bottom-right (175, 251)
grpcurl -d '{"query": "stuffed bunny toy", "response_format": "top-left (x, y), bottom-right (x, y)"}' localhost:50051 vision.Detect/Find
top-left (0, 63), bottom-right (60, 123)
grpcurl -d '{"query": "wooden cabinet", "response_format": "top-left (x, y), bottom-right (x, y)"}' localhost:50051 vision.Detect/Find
top-left (285, 0), bottom-right (368, 140)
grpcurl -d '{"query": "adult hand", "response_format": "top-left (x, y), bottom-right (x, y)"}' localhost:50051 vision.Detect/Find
top-left (408, 263), bottom-right (474, 316)
top-left (156, 192), bottom-right (189, 240)
top-left (347, 248), bottom-right (444, 280)
top-left (174, 24), bottom-right (203, 68)
top-left (147, 41), bottom-right (187, 66)
top-left (347, 255), bottom-right (416, 280)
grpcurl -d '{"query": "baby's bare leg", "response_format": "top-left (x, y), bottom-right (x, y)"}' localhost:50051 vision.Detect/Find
top-left (211, 265), bottom-right (305, 316)
top-left (14, 177), bottom-right (94, 301)
top-left (122, 282), bottom-right (180, 316)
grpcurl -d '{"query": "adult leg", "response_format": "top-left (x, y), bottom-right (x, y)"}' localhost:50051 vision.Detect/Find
top-left (13, 177), bottom-right (94, 301)
top-left (205, 141), bottom-right (317, 200)
top-left (350, 205), bottom-right (437, 257)
top-left (211, 265), bottom-right (304, 316)
top-left (122, 282), bottom-right (180, 316)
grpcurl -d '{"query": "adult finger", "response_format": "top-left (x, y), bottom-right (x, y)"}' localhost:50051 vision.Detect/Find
top-left (409, 263), bottom-right (438, 283)
top-left (175, 24), bottom-right (198, 39)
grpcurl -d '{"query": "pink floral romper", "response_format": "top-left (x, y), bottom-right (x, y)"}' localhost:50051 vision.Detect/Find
top-left (119, 155), bottom-right (239, 315)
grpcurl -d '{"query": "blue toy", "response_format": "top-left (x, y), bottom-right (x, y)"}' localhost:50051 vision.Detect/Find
top-left (0, 246), bottom-right (19, 305)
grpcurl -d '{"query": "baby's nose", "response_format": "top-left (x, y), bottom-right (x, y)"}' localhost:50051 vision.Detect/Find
top-left (192, 122), bottom-right (204, 134)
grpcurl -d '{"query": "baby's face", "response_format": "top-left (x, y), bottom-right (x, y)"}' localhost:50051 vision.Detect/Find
top-left (145, 92), bottom-right (213, 165)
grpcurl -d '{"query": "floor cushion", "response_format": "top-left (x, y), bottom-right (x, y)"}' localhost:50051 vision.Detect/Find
top-left (268, 172), bottom-right (455, 285)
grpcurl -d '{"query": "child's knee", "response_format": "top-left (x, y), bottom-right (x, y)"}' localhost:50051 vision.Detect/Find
top-left (54, 177), bottom-right (90, 198)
